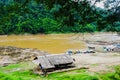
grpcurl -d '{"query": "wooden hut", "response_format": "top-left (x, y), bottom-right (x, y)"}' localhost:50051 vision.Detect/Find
top-left (33, 54), bottom-right (74, 75)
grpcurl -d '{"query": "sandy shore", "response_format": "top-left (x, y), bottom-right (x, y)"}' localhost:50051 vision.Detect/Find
top-left (71, 53), bottom-right (120, 72)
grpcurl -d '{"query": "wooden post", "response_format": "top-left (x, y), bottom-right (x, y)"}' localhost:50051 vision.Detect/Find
top-left (39, 64), bottom-right (47, 76)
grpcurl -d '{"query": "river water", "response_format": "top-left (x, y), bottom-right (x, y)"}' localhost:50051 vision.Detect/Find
top-left (0, 34), bottom-right (86, 53)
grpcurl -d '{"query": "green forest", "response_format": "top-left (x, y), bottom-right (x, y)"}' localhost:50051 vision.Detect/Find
top-left (0, 0), bottom-right (120, 35)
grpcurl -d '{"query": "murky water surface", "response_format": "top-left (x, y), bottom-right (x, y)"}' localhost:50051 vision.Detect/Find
top-left (0, 34), bottom-right (86, 53)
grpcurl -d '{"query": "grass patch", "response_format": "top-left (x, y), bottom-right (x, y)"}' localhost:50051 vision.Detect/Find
top-left (98, 65), bottom-right (120, 80)
top-left (0, 67), bottom-right (99, 80)
top-left (0, 70), bottom-right (41, 80)
top-left (0, 62), bottom-right (35, 72)
top-left (0, 63), bottom-right (120, 80)
top-left (91, 64), bottom-right (99, 66)
top-left (48, 73), bottom-right (98, 80)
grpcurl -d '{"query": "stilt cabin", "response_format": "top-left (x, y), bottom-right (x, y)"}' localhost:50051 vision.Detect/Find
top-left (33, 54), bottom-right (74, 72)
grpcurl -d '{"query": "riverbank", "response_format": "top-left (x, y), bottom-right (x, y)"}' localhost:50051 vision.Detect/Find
top-left (0, 46), bottom-right (120, 72)
top-left (0, 46), bottom-right (48, 67)
top-left (0, 32), bottom-right (120, 66)
top-left (0, 32), bottom-right (120, 53)
top-left (0, 32), bottom-right (120, 80)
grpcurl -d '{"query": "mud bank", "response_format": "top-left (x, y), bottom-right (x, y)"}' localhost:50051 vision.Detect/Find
top-left (0, 46), bottom-right (48, 67)
top-left (85, 33), bottom-right (120, 45)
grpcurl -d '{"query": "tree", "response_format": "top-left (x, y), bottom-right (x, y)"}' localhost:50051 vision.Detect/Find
top-left (0, 0), bottom-right (119, 35)
top-left (104, 0), bottom-right (120, 31)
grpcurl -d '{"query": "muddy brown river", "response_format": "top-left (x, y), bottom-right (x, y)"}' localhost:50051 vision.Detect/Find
top-left (0, 34), bottom-right (86, 53)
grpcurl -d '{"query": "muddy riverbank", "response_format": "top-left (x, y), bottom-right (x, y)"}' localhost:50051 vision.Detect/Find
top-left (0, 46), bottom-right (48, 67)
top-left (0, 33), bottom-right (120, 71)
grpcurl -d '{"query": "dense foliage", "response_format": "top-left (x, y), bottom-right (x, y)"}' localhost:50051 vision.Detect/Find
top-left (0, 0), bottom-right (120, 34)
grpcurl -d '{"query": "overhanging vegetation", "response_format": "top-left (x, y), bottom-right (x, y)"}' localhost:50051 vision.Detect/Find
top-left (0, 0), bottom-right (120, 35)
